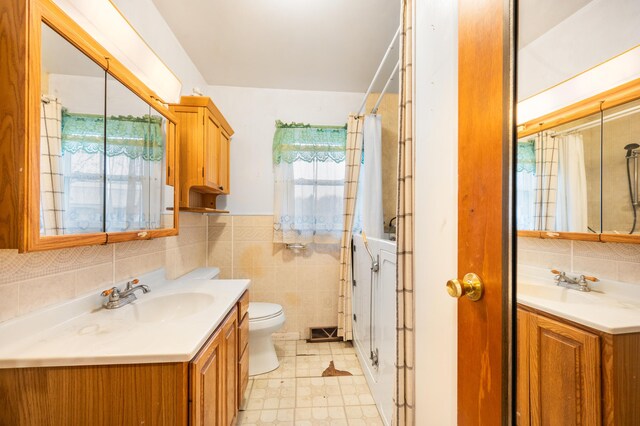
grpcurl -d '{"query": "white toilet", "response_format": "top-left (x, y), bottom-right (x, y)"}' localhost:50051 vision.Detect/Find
top-left (248, 302), bottom-right (285, 376)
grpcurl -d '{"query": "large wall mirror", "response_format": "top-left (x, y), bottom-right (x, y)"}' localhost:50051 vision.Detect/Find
top-left (516, 0), bottom-right (640, 243)
top-left (35, 6), bottom-right (178, 250)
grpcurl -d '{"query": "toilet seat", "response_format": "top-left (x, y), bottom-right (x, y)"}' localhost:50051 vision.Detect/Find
top-left (249, 302), bottom-right (283, 322)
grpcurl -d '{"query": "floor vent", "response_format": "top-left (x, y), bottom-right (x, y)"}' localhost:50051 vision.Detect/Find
top-left (307, 326), bottom-right (340, 343)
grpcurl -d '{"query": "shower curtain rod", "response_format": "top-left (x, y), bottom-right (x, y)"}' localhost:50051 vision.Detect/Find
top-left (371, 60), bottom-right (400, 114)
top-left (357, 24), bottom-right (401, 116)
top-left (546, 103), bottom-right (640, 137)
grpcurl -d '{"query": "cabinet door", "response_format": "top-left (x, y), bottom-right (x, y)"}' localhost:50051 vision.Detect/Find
top-left (204, 110), bottom-right (221, 190)
top-left (218, 130), bottom-right (230, 194)
top-left (190, 329), bottom-right (223, 426)
top-left (529, 314), bottom-right (601, 426)
top-left (517, 309), bottom-right (530, 426)
top-left (222, 308), bottom-right (238, 426)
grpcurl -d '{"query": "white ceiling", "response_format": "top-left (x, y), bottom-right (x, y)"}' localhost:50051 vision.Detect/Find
top-left (518, 0), bottom-right (594, 48)
top-left (151, 0), bottom-right (400, 93)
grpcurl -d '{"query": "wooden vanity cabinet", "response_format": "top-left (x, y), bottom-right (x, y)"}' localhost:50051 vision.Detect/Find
top-left (169, 96), bottom-right (234, 212)
top-left (517, 306), bottom-right (640, 425)
top-left (237, 291), bottom-right (250, 409)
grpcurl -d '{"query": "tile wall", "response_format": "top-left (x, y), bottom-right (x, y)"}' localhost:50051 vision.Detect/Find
top-left (209, 215), bottom-right (341, 339)
top-left (518, 237), bottom-right (640, 284)
top-left (0, 213), bottom-right (207, 323)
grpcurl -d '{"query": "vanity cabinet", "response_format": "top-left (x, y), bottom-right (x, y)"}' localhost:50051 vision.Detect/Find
top-left (237, 291), bottom-right (250, 409)
top-left (517, 306), bottom-right (640, 425)
top-left (0, 290), bottom-right (250, 426)
top-left (169, 96), bottom-right (234, 212)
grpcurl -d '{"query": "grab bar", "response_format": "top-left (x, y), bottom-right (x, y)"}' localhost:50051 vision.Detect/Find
top-left (361, 231), bottom-right (379, 273)
top-left (285, 243), bottom-right (307, 250)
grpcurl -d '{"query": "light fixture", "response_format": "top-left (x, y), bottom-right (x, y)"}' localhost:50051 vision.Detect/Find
top-left (52, 0), bottom-right (182, 103)
top-left (517, 45), bottom-right (640, 124)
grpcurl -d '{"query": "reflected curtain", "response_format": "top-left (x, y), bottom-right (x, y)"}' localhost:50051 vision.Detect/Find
top-left (61, 112), bottom-right (164, 233)
top-left (534, 132), bottom-right (559, 230)
top-left (555, 133), bottom-right (588, 232)
top-left (337, 115), bottom-right (364, 341)
top-left (395, 0), bottom-right (415, 424)
top-left (516, 140), bottom-right (536, 230)
top-left (272, 121), bottom-right (347, 244)
top-left (40, 97), bottom-right (65, 236)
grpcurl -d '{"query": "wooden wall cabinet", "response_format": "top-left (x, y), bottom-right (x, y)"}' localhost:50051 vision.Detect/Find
top-left (0, 291), bottom-right (250, 425)
top-left (170, 96), bottom-right (234, 213)
top-left (517, 306), bottom-right (640, 425)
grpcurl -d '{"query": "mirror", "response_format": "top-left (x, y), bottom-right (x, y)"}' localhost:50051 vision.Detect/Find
top-left (40, 23), bottom-right (106, 236)
top-left (40, 23), bottom-right (175, 238)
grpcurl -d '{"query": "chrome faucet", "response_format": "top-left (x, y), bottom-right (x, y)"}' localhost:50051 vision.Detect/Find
top-left (551, 269), bottom-right (598, 292)
top-left (100, 279), bottom-right (150, 309)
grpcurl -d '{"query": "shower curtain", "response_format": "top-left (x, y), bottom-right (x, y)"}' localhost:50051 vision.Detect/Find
top-left (555, 133), bottom-right (588, 232)
top-left (534, 132), bottom-right (559, 230)
top-left (361, 114), bottom-right (384, 238)
top-left (395, 0), bottom-right (415, 424)
top-left (337, 115), bottom-right (364, 342)
top-left (40, 97), bottom-right (65, 236)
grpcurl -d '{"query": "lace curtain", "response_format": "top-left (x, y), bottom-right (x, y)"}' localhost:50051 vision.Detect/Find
top-left (60, 111), bottom-right (164, 233)
top-left (272, 121), bottom-right (347, 244)
top-left (516, 139), bottom-right (537, 230)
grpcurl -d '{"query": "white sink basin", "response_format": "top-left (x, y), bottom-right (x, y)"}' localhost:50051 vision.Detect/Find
top-left (132, 293), bottom-right (215, 323)
top-left (519, 283), bottom-right (597, 304)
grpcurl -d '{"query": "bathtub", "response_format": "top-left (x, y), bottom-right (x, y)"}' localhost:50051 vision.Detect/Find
top-left (351, 233), bottom-right (396, 426)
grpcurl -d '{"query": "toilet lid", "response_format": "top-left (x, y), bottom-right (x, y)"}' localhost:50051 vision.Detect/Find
top-left (249, 302), bottom-right (283, 321)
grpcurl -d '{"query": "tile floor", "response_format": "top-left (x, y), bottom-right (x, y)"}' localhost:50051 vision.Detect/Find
top-left (237, 340), bottom-right (384, 426)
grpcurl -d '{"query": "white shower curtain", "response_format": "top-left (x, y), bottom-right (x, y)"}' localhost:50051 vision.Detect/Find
top-left (361, 114), bottom-right (384, 238)
top-left (40, 97), bottom-right (65, 236)
top-left (555, 133), bottom-right (588, 232)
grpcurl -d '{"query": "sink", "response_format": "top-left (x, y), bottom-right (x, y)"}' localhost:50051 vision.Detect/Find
top-left (131, 293), bottom-right (215, 323)
top-left (519, 283), bottom-right (597, 304)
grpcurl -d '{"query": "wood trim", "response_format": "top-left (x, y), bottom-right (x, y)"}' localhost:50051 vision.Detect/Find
top-left (518, 77), bottom-right (640, 138)
top-left (516, 309), bottom-right (531, 426)
top-left (517, 230), bottom-right (640, 244)
top-left (517, 230), bottom-right (542, 239)
top-left (458, 0), bottom-right (513, 423)
top-left (540, 231), bottom-right (601, 242)
top-left (599, 233), bottom-right (640, 244)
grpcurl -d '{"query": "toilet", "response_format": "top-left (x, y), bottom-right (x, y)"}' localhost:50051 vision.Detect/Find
top-left (248, 302), bottom-right (286, 376)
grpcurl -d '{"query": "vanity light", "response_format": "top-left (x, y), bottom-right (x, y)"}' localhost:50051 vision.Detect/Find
top-left (52, 0), bottom-right (182, 103)
top-left (518, 44), bottom-right (640, 124)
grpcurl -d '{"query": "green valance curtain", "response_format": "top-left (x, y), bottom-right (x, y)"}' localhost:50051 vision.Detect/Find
top-left (61, 110), bottom-right (164, 161)
top-left (517, 139), bottom-right (536, 173)
top-left (272, 120), bottom-right (347, 164)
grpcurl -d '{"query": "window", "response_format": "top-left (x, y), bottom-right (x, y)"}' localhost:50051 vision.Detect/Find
top-left (272, 121), bottom-right (347, 244)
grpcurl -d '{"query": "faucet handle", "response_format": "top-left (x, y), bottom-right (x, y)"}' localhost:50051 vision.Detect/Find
top-left (550, 269), bottom-right (563, 276)
top-left (124, 278), bottom-right (139, 290)
top-left (101, 287), bottom-right (120, 301)
top-left (581, 275), bottom-right (599, 282)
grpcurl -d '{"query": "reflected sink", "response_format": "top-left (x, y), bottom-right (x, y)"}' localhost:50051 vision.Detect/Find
top-left (132, 293), bottom-right (214, 323)
top-left (519, 283), bottom-right (597, 304)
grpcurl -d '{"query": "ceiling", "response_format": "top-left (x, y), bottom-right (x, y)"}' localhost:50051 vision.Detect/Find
top-left (152, 0), bottom-right (400, 93)
top-left (518, 0), bottom-right (594, 48)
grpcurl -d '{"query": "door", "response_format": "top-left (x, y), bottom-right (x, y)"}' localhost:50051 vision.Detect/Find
top-left (222, 308), bottom-right (238, 425)
top-left (456, 0), bottom-right (514, 423)
top-left (204, 109), bottom-right (221, 189)
top-left (529, 315), bottom-right (601, 425)
top-left (190, 329), bottom-right (223, 426)
top-left (219, 130), bottom-right (230, 194)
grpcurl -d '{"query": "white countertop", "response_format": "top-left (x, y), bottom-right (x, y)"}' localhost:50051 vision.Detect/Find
top-left (518, 266), bottom-right (640, 334)
top-left (0, 268), bottom-right (250, 368)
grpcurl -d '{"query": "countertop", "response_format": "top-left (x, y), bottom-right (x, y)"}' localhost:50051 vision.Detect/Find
top-left (0, 268), bottom-right (250, 368)
top-left (518, 266), bottom-right (640, 334)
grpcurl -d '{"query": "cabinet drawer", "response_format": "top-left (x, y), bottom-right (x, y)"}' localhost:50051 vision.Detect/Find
top-left (238, 348), bottom-right (249, 409)
top-left (239, 316), bottom-right (249, 356)
top-left (238, 290), bottom-right (249, 321)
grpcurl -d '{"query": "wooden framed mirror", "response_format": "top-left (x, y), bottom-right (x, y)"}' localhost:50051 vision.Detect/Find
top-left (1, 0), bottom-right (179, 252)
top-left (516, 47), bottom-right (640, 244)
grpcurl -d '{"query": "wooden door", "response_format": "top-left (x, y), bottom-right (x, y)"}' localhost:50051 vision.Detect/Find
top-left (517, 309), bottom-right (530, 426)
top-left (222, 307), bottom-right (238, 425)
top-left (457, 0), bottom-right (514, 423)
top-left (218, 130), bottom-right (230, 194)
top-left (190, 328), bottom-right (224, 426)
top-left (529, 315), bottom-right (601, 425)
top-left (204, 109), bottom-right (221, 190)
